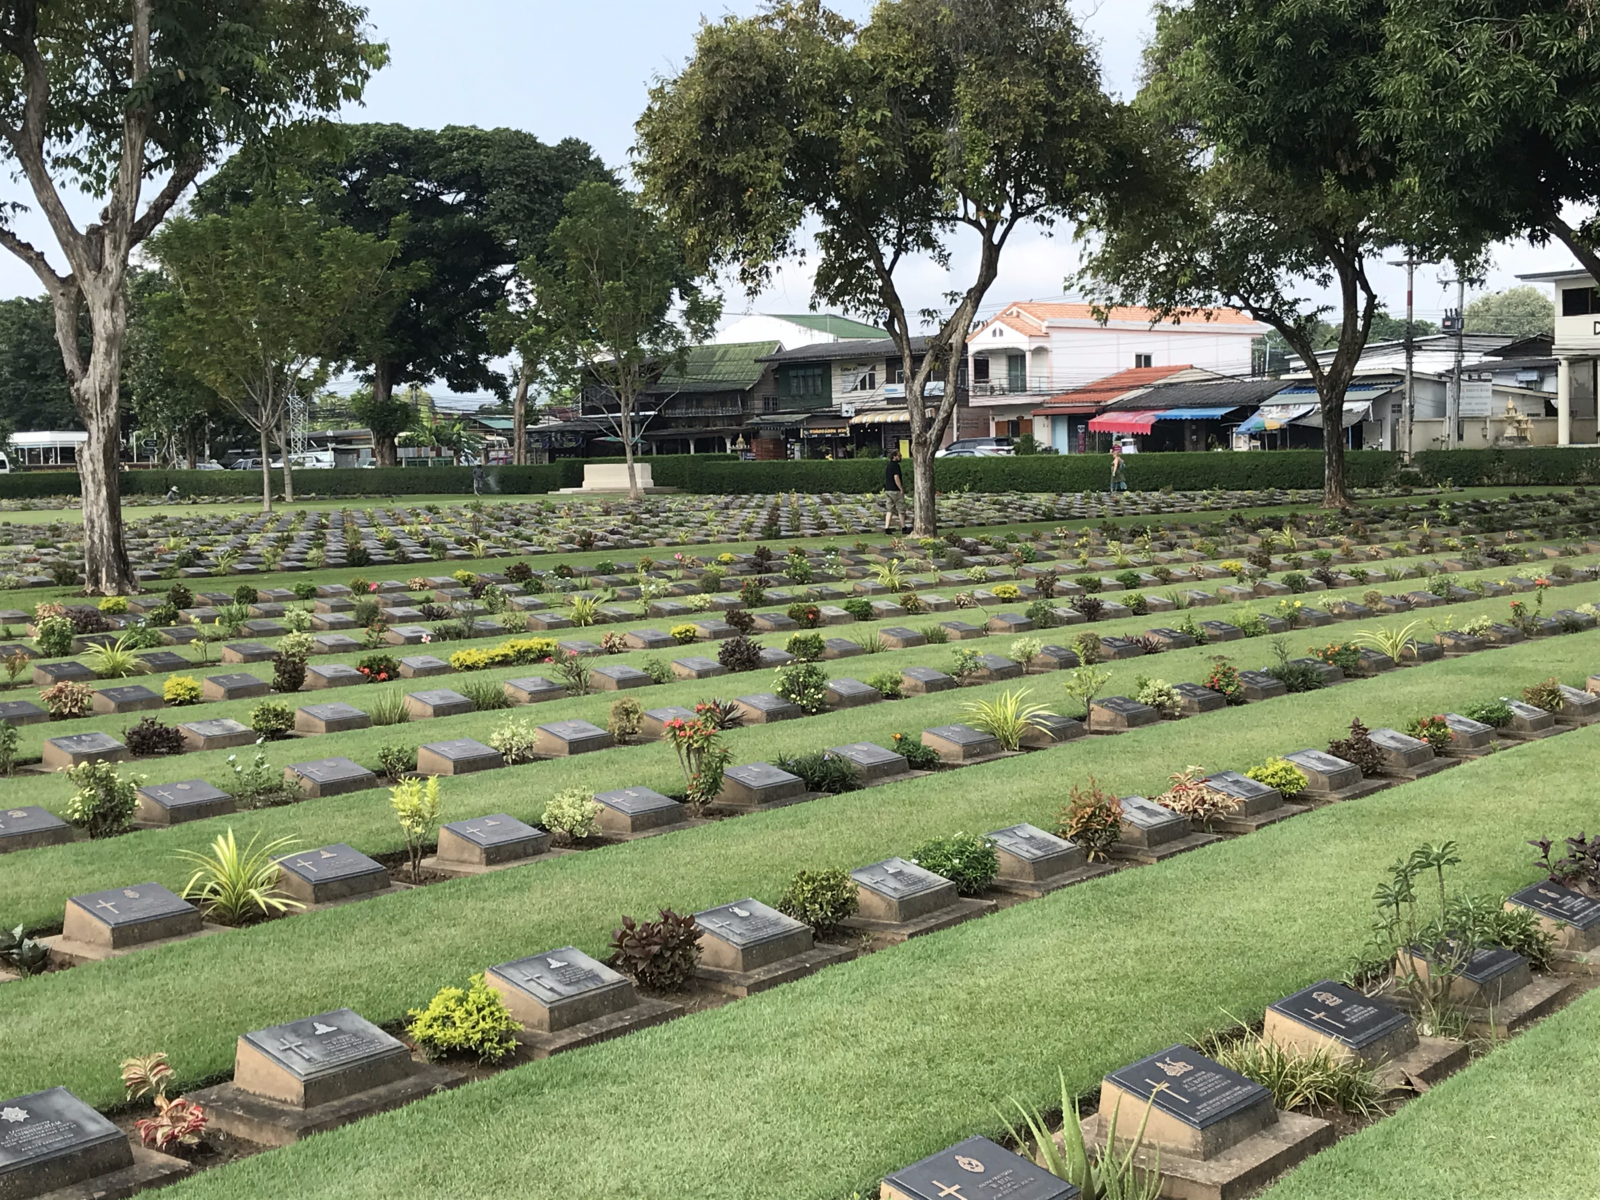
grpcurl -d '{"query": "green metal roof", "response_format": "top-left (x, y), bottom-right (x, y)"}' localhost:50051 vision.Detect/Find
top-left (769, 313), bottom-right (888, 339)
top-left (650, 341), bottom-right (780, 394)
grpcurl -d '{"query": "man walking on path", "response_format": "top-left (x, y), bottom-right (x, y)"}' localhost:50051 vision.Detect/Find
top-left (1109, 443), bottom-right (1127, 493)
top-left (472, 464), bottom-right (486, 496)
top-left (883, 448), bottom-right (910, 534)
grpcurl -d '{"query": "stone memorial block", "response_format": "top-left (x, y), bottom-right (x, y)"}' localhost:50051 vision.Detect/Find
top-left (417, 738), bottom-right (504, 776)
top-left (136, 651), bottom-right (189, 672)
top-left (1505, 700), bottom-right (1557, 735)
top-left (1203, 771), bottom-right (1285, 820)
top-left (1095, 636), bottom-right (1143, 661)
top-left (1434, 629), bottom-right (1485, 655)
top-left (824, 677), bottom-right (881, 708)
top-left (1099, 1045), bottom-right (1277, 1160)
top-left (1324, 600), bottom-right (1373, 620)
top-left (819, 637), bottom-right (864, 660)
top-left (434, 814), bottom-right (547, 870)
top-left (1034, 644), bottom-right (1082, 671)
top-left (691, 619), bottom-right (736, 641)
top-left (988, 823), bottom-right (1086, 885)
top-left (309, 634), bottom-right (361, 656)
top-left (0, 805), bottom-right (71, 853)
top-left (1115, 795), bottom-right (1192, 853)
top-left (1367, 727), bottom-right (1441, 775)
top-left (1144, 627), bottom-right (1196, 651)
top-left (1088, 696), bottom-right (1159, 732)
top-left (0, 1086), bottom-right (138, 1199)
top-left (1354, 648), bottom-right (1396, 674)
top-left (86, 684), bottom-right (162, 715)
top-left (382, 625), bottom-right (432, 647)
top-left (135, 779), bottom-right (235, 825)
top-left (397, 654), bottom-right (451, 678)
top-left (179, 716), bottom-right (256, 753)
top-left (695, 898), bottom-right (812, 974)
top-left (1263, 980), bottom-right (1415, 1066)
top-left (851, 857), bottom-right (957, 924)
top-left (0, 642), bottom-right (34, 662)
top-left (640, 705), bottom-right (697, 740)
top-left (1507, 881), bottom-right (1600, 952)
top-left (900, 666), bottom-right (955, 694)
top-left (623, 628), bottom-right (677, 652)
top-left (1556, 684), bottom-right (1600, 724)
top-left (969, 653), bottom-right (1024, 682)
top-left (503, 676), bottom-right (564, 704)
top-left (882, 1135), bottom-right (1080, 1200)
top-left (1018, 713), bottom-right (1087, 749)
top-left (41, 732), bottom-right (127, 772)
top-left (921, 723), bottom-right (1002, 763)
top-left (315, 584), bottom-right (354, 599)
top-left (757, 647), bottom-right (796, 668)
top-left (62, 882), bottom-right (201, 950)
top-left (221, 641), bottom-right (276, 664)
top-left (986, 612), bottom-right (1034, 634)
top-left (555, 639), bottom-right (604, 658)
top-left (232, 1008), bottom-right (411, 1109)
top-left (1480, 622), bottom-right (1526, 646)
top-left (733, 693), bottom-right (802, 724)
top-left (813, 606), bottom-right (854, 626)
top-left (247, 603), bottom-right (288, 619)
top-left (1295, 607), bottom-right (1336, 628)
top-left (1556, 609), bottom-right (1598, 631)
top-left (309, 613), bottom-right (360, 634)
top-left (1174, 681), bottom-right (1226, 715)
top-left (202, 672), bottom-right (269, 702)
top-left (716, 763), bottom-right (807, 809)
top-left (1401, 942), bottom-right (1532, 1007)
top-left (486, 947), bottom-right (637, 1032)
top-left (284, 757), bottom-right (378, 798)
top-left (1438, 712), bottom-right (1495, 754)
top-left (1282, 749), bottom-right (1363, 797)
top-left (295, 702), bottom-right (372, 736)
top-left (938, 620), bottom-right (987, 640)
top-left (524, 612), bottom-right (573, 632)
top-left (750, 613), bottom-right (799, 634)
top-left (535, 719), bottom-right (612, 757)
top-left (305, 663), bottom-right (366, 690)
top-left (669, 656), bottom-right (726, 681)
top-left (827, 741), bottom-right (908, 782)
top-left (1237, 670), bottom-right (1287, 702)
top-left (402, 688), bottom-right (473, 720)
top-left (594, 787), bottom-right (684, 835)
top-left (275, 844), bottom-right (389, 905)
top-left (1198, 620), bottom-right (1244, 643)
top-left (32, 660), bottom-right (94, 687)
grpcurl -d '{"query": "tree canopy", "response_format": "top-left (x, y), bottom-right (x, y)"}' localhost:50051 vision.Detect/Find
top-left (0, 296), bottom-right (85, 430)
top-left (1464, 286), bottom-right (1555, 339)
top-left (636, 0), bottom-right (1122, 533)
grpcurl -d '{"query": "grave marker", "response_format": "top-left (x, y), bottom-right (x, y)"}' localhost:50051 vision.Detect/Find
top-left (432, 814), bottom-right (547, 872)
top-left (733, 693), bottom-right (802, 724)
top-left (41, 733), bottom-right (127, 772)
top-left (827, 741), bottom-right (908, 781)
top-left (503, 676), bottom-right (564, 704)
top-left (921, 723), bottom-right (1003, 763)
top-left (1263, 980), bottom-right (1414, 1065)
top-left (594, 787), bottom-right (685, 835)
top-left (402, 689), bottom-right (473, 720)
top-left (202, 672), bottom-right (269, 702)
top-left (135, 779), bottom-right (235, 826)
top-left (274, 843), bottom-right (389, 905)
top-left (1088, 696), bottom-right (1159, 732)
top-left (283, 757), bottom-right (378, 798)
top-left (0, 805), bottom-right (72, 854)
top-left (231, 1008), bottom-right (412, 1110)
top-left (61, 882), bottom-right (202, 951)
top-left (179, 717), bottom-right (256, 752)
top-left (715, 763), bottom-right (808, 810)
top-left (486, 947), bottom-right (638, 1033)
top-left (416, 738), bottom-right (504, 776)
top-left (0, 1086), bottom-right (139, 1200)
top-left (294, 703), bottom-right (372, 736)
top-left (534, 719), bottom-right (612, 757)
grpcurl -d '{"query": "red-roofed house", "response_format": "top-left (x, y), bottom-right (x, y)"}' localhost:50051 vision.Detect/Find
top-left (966, 301), bottom-right (1270, 449)
top-left (1029, 365), bottom-right (1218, 455)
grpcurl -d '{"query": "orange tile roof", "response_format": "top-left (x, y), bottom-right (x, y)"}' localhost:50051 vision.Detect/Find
top-left (1042, 364), bottom-right (1196, 405)
top-left (971, 301), bottom-right (1262, 340)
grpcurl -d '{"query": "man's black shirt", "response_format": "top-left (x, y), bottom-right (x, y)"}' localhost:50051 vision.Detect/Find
top-left (885, 459), bottom-right (903, 491)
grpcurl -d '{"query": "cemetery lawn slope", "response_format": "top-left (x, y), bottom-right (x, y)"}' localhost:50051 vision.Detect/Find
top-left (1261, 986), bottom-right (1600, 1200)
top-left (156, 724), bottom-right (1599, 1200)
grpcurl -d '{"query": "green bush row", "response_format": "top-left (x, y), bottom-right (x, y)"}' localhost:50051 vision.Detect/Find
top-left (1413, 447), bottom-right (1600, 487)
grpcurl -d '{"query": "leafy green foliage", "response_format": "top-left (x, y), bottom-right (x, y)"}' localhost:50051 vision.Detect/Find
top-left (249, 701), bottom-right (295, 740)
top-left (773, 750), bottom-right (861, 795)
top-left (1245, 757), bottom-right (1310, 800)
top-left (1056, 777), bottom-right (1121, 861)
top-left (175, 829), bottom-right (303, 926)
top-left (776, 868), bottom-right (859, 937)
top-left (63, 761), bottom-right (140, 839)
top-left (406, 974), bottom-right (522, 1064)
top-left (391, 776), bottom-right (443, 883)
top-left (542, 787), bottom-right (601, 843)
top-left (774, 661), bottom-right (829, 714)
top-left (122, 716), bottom-right (184, 758)
top-left (911, 832), bottom-right (998, 896)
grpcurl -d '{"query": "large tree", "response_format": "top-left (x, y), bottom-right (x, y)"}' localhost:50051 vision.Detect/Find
top-left (527, 181), bottom-right (719, 499)
top-left (124, 269), bottom-right (236, 468)
top-left (198, 125), bottom-right (611, 466)
top-left (0, 0), bottom-right (384, 592)
top-left (1464, 286), bottom-right (1555, 340)
top-left (1376, 0), bottom-right (1600, 283)
top-left (636, 0), bottom-right (1120, 535)
top-left (0, 295), bottom-right (85, 430)
top-left (1078, 0), bottom-right (1459, 507)
top-left (146, 195), bottom-right (414, 509)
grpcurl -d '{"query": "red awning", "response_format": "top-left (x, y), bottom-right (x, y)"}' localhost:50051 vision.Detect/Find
top-left (1088, 412), bottom-right (1159, 435)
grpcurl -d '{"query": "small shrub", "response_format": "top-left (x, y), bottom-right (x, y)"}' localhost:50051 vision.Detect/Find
top-left (271, 652), bottom-right (307, 694)
top-left (487, 716), bottom-right (542, 765)
top-left (1328, 718), bottom-right (1385, 776)
top-left (608, 697), bottom-right (645, 741)
top-left (175, 829), bottom-right (302, 925)
top-left (1406, 714), bottom-right (1454, 754)
top-left (1010, 636), bottom-right (1043, 670)
top-left (786, 631), bottom-right (825, 661)
top-left (1245, 756), bottom-right (1310, 799)
top-left (406, 974), bottom-right (522, 1064)
top-left (1463, 697), bottom-right (1513, 728)
top-left (124, 716), bottom-right (184, 757)
top-left (910, 831), bottom-right (998, 896)
top-left (0, 720), bottom-right (16, 776)
top-left (842, 597), bottom-right (874, 621)
top-left (1056, 777), bottom-right (1122, 860)
top-left (777, 868), bottom-right (859, 936)
top-left (63, 760), bottom-right (140, 838)
top-left (39, 680), bottom-right (93, 719)
top-left (249, 701), bottom-right (295, 740)
top-left (919, 623), bottom-right (950, 645)
top-left (1523, 676), bottom-right (1564, 712)
top-left (774, 660), bottom-right (829, 713)
top-left (119, 1053), bottom-right (208, 1152)
top-left (641, 656), bottom-right (673, 684)
top-left (1024, 599), bottom-right (1062, 629)
top-left (1311, 641), bottom-right (1362, 675)
top-left (608, 909), bottom-right (701, 991)
top-left (1203, 657), bottom-right (1245, 704)
top-left (949, 645), bottom-right (984, 681)
top-left (542, 786), bottom-right (602, 842)
top-left (669, 623), bottom-right (699, 645)
top-left (1, 922), bottom-right (48, 974)
top-left (889, 730), bottom-right (940, 769)
top-left (1071, 595), bottom-right (1104, 621)
top-left (1156, 765), bottom-right (1239, 831)
top-left (163, 675), bottom-right (202, 706)
top-left (865, 669), bottom-right (905, 699)
top-left (461, 679), bottom-right (513, 711)
top-left (1210, 1033), bottom-right (1380, 1117)
top-left (377, 743), bottom-right (417, 780)
top-left (718, 635), bottom-right (762, 672)
top-left (962, 687), bottom-right (1054, 750)
top-left (1072, 631), bottom-right (1104, 665)
top-left (773, 749), bottom-right (862, 793)
top-left (33, 614), bottom-right (76, 657)
top-left (357, 652), bottom-right (401, 683)
top-left (391, 775), bottom-right (443, 882)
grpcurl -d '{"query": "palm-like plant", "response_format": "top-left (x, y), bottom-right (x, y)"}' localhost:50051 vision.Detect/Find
top-left (1000, 1068), bottom-right (1163, 1200)
top-left (1355, 619), bottom-right (1424, 662)
top-left (83, 634), bottom-right (147, 680)
top-left (568, 595), bottom-right (600, 626)
top-left (961, 687), bottom-right (1056, 751)
top-left (174, 830), bottom-right (304, 926)
top-left (872, 558), bottom-right (909, 591)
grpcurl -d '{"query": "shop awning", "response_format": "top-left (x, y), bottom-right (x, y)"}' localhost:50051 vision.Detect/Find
top-left (1087, 412), bottom-right (1159, 435)
top-left (1149, 406), bottom-right (1240, 421)
top-left (1291, 401), bottom-right (1374, 430)
top-left (849, 407), bottom-right (935, 427)
top-left (1237, 403), bottom-right (1317, 434)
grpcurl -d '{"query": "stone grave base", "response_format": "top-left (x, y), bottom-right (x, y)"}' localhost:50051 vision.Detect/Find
top-left (1110, 831), bottom-right (1223, 866)
top-left (1385, 976), bottom-right (1574, 1039)
top-left (44, 923), bottom-right (224, 967)
top-left (1080, 1109), bottom-right (1333, 1200)
top-left (1497, 724), bottom-right (1570, 743)
top-left (419, 845), bottom-right (575, 879)
top-left (1214, 801), bottom-right (1308, 836)
top-left (1379, 756), bottom-right (1461, 783)
top-left (302, 882), bottom-right (409, 914)
top-left (517, 996), bottom-right (681, 1058)
top-left (938, 748), bottom-right (1025, 768)
top-left (991, 861), bottom-right (1116, 899)
top-left (708, 791), bottom-right (827, 817)
top-left (596, 816), bottom-right (709, 843)
top-left (1299, 778), bottom-right (1391, 805)
top-left (1372, 1036), bottom-right (1470, 1098)
top-left (191, 1060), bottom-right (462, 1147)
top-left (1441, 740), bottom-right (1499, 760)
top-left (1555, 711), bottom-right (1600, 728)
top-left (34, 1144), bottom-right (191, 1200)
top-left (860, 768), bottom-right (934, 790)
top-left (839, 896), bottom-right (994, 945)
top-left (695, 942), bottom-right (856, 998)
top-left (1552, 946), bottom-right (1600, 977)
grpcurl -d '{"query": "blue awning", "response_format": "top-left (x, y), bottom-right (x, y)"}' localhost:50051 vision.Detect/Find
top-left (1150, 407), bottom-right (1241, 421)
top-left (1238, 403), bottom-right (1317, 434)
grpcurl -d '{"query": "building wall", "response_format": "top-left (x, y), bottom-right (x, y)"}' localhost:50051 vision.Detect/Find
top-left (968, 320), bottom-right (1261, 395)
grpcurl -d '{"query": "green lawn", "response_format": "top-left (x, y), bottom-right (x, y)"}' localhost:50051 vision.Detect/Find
top-left (1262, 985), bottom-right (1600, 1200)
top-left (2, 631), bottom-right (1594, 1114)
top-left (140, 720), bottom-right (1600, 1200)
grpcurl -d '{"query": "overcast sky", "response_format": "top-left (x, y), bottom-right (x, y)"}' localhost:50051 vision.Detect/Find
top-left (0, 0), bottom-right (1582, 347)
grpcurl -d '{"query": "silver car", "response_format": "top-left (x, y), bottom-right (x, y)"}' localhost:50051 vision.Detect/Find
top-left (935, 437), bottom-right (1014, 458)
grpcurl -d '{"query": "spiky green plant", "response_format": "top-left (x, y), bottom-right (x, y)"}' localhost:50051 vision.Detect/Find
top-left (1000, 1068), bottom-right (1163, 1199)
top-left (82, 634), bottom-right (146, 680)
top-left (1354, 619), bottom-right (1424, 662)
top-left (174, 830), bottom-right (303, 926)
top-left (961, 687), bottom-right (1055, 751)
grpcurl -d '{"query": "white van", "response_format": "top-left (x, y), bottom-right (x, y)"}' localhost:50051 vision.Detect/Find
top-left (0, 450), bottom-right (10, 474)
top-left (268, 451), bottom-right (336, 470)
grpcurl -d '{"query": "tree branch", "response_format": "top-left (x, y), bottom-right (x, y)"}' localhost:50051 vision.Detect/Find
top-left (129, 158), bottom-right (204, 247)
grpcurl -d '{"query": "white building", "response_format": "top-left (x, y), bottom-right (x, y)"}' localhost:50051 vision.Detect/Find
top-left (715, 312), bottom-right (888, 349)
top-left (964, 301), bottom-right (1270, 437)
top-left (1518, 269), bottom-right (1600, 445)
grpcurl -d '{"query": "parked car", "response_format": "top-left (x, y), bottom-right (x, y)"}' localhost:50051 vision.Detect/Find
top-left (935, 437), bottom-right (1014, 458)
top-left (229, 457), bottom-right (263, 472)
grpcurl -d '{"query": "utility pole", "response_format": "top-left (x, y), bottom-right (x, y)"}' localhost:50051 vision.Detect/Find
top-left (1441, 273), bottom-right (1466, 449)
top-left (1388, 251), bottom-right (1418, 460)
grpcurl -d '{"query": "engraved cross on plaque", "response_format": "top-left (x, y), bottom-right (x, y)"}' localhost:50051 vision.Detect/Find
top-left (276, 1036), bottom-right (314, 1062)
top-left (931, 1183), bottom-right (971, 1199)
top-left (94, 899), bottom-right (119, 916)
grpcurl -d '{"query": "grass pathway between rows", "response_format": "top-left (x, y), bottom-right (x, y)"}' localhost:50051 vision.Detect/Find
top-left (1, 634), bottom-right (1592, 1111)
top-left (152, 720), bottom-right (1599, 1200)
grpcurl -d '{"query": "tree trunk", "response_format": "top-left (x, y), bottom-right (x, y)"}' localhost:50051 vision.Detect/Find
top-left (511, 360), bottom-right (529, 466)
top-left (1321, 406), bottom-right (1349, 509)
top-left (258, 426), bottom-right (273, 513)
top-left (277, 419), bottom-right (296, 505)
top-left (370, 361), bottom-right (398, 468)
top-left (621, 403), bottom-right (641, 501)
top-left (908, 405), bottom-right (937, 538)
top-left (69, 300), bottom-right (136, 596)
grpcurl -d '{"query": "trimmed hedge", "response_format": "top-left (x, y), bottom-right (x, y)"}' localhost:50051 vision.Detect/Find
top-left (1414, 447), bottom-right (1600, 487)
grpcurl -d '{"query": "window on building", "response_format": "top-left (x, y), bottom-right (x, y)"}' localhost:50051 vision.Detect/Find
top-left (842, 364), bottom-right (877, 392)
top-left (1134, 353), bottom-right (1154, 369)
top-left (781, 365), bottom-right (825, 398)
top-left (886, 361), bottom-right (905, 385)
top-left (973, 356), bottom-right (990, 383)
top-left (1562, 286), bottom-right (1600, 317)
top-left (1007, 354), bottom-right (1026, 392)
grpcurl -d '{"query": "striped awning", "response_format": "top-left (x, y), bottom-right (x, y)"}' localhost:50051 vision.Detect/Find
top-left (1088, 412), bottom-right (1159, 435)
top-left (849, 408), bottom-right (935, 426)
top-left (1238, 403), bottom-right (1317, 434)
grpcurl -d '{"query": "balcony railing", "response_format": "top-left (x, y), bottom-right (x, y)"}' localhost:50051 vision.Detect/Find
top-left (968, 375), bottom-right (1054, 396)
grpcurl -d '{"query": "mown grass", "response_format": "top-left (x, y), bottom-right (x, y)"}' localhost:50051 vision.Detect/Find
top-left (2, 632), bottom-right (1594, 1113)
top-left (1262, 986), bottom-right (1600, 1200)
top-left (142, 721), bottom-right (1600, 1200)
